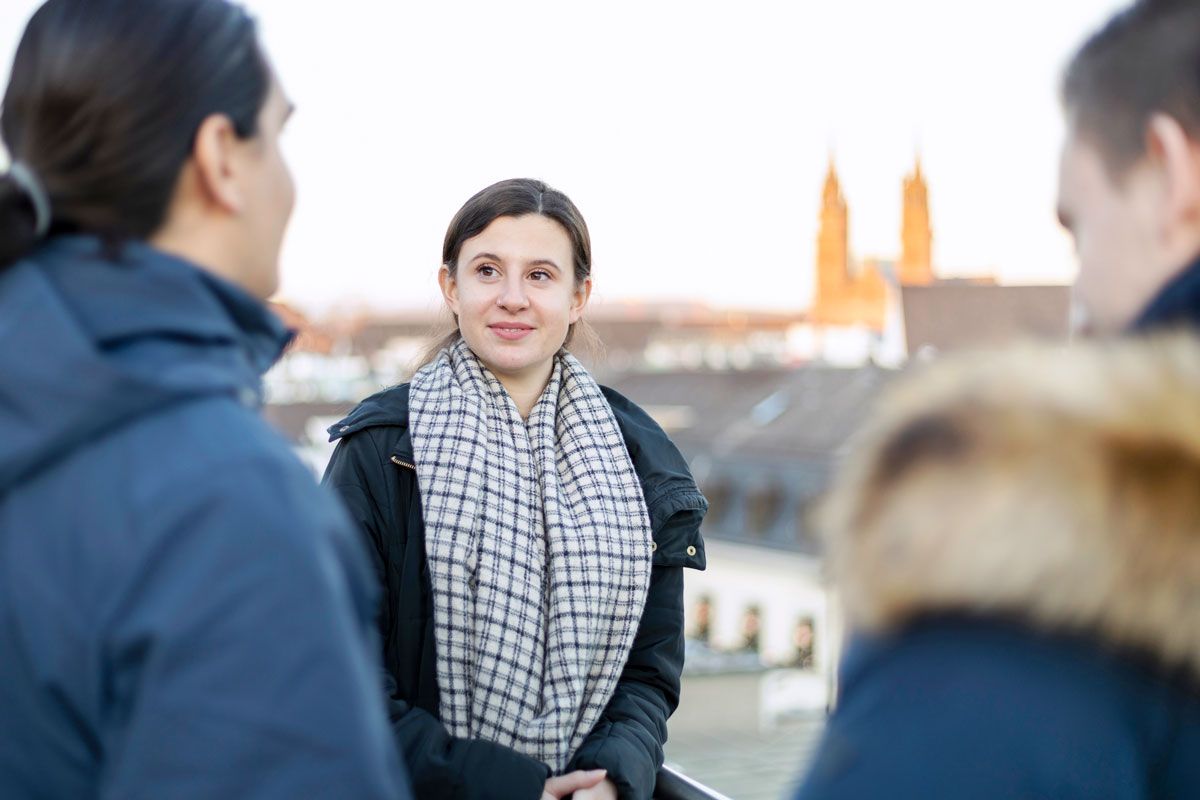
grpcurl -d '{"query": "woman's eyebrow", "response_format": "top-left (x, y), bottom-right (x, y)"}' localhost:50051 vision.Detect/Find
top-left (466, 253), bottom-right (561, 271)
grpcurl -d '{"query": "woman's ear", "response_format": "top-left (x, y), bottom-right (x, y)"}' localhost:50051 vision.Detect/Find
top-left (569, 276), bottom-right (593, 324)
top-left (438, 264), bottom-right (461, 316)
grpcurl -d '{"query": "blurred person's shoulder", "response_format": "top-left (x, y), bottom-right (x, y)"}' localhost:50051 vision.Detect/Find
top-left (124, 391), bottom-right (337, 525)
top-left (7, 391), bottom-right (357, 623)
top-left (804, 615), bottom-right (1200, 800)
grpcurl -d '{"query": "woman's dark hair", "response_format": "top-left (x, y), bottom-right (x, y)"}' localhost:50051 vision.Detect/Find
top-left (418, 178), bottom-right (600, 368)
top-left (442, 178), bottom-right (592, 286)
top-left (0, 0), bottom-right (270, 268)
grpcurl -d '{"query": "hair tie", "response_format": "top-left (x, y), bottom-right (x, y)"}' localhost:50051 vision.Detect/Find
top-left (8, 162), bottom-right (51, 238)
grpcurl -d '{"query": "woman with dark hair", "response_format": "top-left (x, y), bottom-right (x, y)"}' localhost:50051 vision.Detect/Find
top-left (324, 178), bottom-right (708, 800)
top-left (0, 1), bottom-right (407, 797)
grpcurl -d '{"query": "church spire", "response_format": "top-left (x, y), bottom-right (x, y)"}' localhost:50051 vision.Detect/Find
top-left (822, 152), bottom-right (842, 208)
top-left (900, 153), bottom-right (933, 286)
top-left (816, 155), bottom-right (849, 304)
top-left (810, 156), bottom-right (888, 330)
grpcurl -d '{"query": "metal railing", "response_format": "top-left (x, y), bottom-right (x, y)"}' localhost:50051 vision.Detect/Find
top-left (654, 765), bottom-right (733, 800)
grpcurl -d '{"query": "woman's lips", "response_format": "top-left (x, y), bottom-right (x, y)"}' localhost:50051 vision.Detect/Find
top-left (488, 324), bottom-right (534, 341)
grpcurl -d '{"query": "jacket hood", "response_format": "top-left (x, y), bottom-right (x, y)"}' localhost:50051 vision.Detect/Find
top-left (0, 235), bottom-right (291, 490)
top-left (328, 384), bottom-right (410, 443)
top-left (823, 333), bottom-right (1200, 678)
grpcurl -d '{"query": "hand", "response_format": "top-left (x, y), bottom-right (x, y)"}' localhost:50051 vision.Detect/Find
top-left (571, 777), bottom-right (619, 799)
top-left (542, 769), bottom-right (607, 800)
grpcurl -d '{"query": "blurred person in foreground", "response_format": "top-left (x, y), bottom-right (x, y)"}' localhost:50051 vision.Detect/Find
top-left (323, 178), bottom-right (708, 800)
top-left (795, 334), bottom-right (1200, 798)
top-left (798, 2), bottom-right (1200, 796)
top-left (0, 1), bottom-right (408, 797)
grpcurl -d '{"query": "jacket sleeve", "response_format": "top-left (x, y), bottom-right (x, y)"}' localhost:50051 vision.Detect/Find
top-left (324, 432), bottom-right (550, 800)
top-left (101, 456), bottom-right (408, 800)
top-left (565, 508), bottom-right (701, 800)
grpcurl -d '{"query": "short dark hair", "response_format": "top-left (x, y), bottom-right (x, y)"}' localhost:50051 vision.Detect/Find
top-left (0, 0), bottom-right (270, 269)
top-left (1063, 0), bottom-right (1200, 177)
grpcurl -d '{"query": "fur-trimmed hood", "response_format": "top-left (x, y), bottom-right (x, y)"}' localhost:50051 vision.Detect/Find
top-left (823, 333), bottom-right (1200, 677)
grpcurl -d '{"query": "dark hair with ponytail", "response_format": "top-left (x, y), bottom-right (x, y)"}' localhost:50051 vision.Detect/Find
top-left (0, 0), bottom-right (270, 269)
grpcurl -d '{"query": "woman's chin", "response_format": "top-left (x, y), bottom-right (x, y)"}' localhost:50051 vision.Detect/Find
top-left (481, 352), bottom-right (552, 382)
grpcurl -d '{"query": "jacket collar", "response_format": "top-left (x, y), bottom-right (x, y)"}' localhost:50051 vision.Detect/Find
top-left (1131, 254), bottom-right (1200, 334)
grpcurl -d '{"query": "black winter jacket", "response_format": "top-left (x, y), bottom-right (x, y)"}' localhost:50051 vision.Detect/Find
top-left (322, 383), bottom-right (707, 800)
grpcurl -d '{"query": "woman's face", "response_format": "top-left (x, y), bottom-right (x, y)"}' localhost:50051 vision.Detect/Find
top-left (440, 214), bottom-right (591, 384)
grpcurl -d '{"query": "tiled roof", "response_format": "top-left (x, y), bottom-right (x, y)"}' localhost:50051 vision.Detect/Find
top-left (902, 283), bottom-right (1070, 356)
top-left (605, 366), bottom-right (894, 554)
top-left (606, 366), bottom-right (891, 460)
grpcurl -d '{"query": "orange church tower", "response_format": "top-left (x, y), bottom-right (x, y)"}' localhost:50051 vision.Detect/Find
top-left (816, 157), bottom-right (849, 305)
top-left (899, 155), bottom-right (934, 286)
top-left (811, 157), bottom-right (888, 331)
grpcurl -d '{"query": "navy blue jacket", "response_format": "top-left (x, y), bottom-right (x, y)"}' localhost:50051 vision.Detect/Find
top-left (796, 618), bottom-right (1200, 799)
top-left (323, 382), bottom-right (708, 800)
top-left (0, 237), bottom-right (409, 799)
top-left (1133, 256), bottom-right (1200, 333)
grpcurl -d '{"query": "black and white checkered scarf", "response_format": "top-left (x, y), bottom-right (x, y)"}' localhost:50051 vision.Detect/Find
top-left (409, 338), bottom-right (653, 771)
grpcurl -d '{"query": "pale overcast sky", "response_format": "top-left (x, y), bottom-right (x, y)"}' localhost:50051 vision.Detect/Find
top-left (1, 0), bottom-right (1126, 317)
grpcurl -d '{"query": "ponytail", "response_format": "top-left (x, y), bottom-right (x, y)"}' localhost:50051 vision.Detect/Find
top-left (0, 167), bottom-right (43, 270)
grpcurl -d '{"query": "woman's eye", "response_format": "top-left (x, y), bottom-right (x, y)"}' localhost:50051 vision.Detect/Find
top-left (529, 270), bottom-right (551, 281)
top-left (477, 265), bottom-right (498, 278)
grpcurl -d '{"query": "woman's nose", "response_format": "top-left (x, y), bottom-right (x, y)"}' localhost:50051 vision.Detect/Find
top-left (496, 276), bottom-right (529, 310)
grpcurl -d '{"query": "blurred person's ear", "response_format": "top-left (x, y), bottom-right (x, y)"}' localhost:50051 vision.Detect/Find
top-left (191, 113), bottom-right (246, 215)
top-left (1146, 113), bottom-right (1200, 256)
